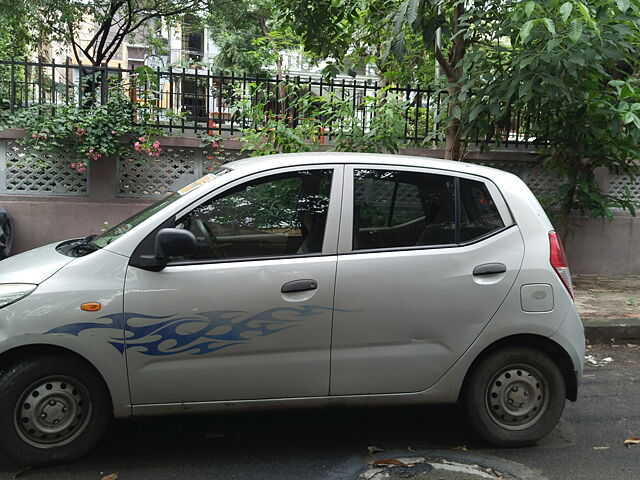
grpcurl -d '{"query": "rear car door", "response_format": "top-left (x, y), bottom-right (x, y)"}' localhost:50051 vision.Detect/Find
top-left (330, 165), bottom-right (524, 396)
top-left (124, 165), bottom-right (343, 405)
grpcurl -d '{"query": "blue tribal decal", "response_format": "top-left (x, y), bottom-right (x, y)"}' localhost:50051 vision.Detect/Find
top-left (46, 306), bottom-right (334, 356)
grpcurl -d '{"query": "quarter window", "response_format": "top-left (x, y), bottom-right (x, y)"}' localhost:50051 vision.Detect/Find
top-left (459, 178), bottom-right (505, 242)
top-left (174, 169), bottom-right (333, 261)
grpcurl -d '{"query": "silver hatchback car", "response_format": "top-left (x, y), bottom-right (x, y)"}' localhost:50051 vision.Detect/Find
top-left (0, 153), bottom-right (584, 465)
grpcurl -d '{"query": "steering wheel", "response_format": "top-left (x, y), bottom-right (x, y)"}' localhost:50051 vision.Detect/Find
top-left (195, 219), bottom-right (228, 258)
top-left (195, 218), bottom-right (217, 245)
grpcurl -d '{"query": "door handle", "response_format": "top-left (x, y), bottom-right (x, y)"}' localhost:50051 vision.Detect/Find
top-left (281, 279), bottom-right (318, 293)
top-left (473, 263), bottom-right (507, 276)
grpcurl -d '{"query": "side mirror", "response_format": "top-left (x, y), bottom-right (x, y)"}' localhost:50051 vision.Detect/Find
top-left (155, 228), bottom-right (197, 261)
top-left (131, 228), bottom-right (197, 272)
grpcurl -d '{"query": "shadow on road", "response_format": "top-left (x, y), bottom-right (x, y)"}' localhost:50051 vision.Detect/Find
top-left (0, 405), bottom-right (479, 477)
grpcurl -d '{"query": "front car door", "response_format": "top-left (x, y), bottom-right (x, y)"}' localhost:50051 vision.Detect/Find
top-left (330, 165), bottom-right (524, 396)
top-left (124, 165), bottom-right (343, 405)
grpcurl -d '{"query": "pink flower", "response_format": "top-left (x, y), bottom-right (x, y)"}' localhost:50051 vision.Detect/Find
top-left (138, 136), bottom-right (145, 142)
top-left (76, 127), bottom-right (85, 137)
top-left (134, 142), bottom-right (141, 151)
top-left (31, 133), bottom-right (38, 138)
top-left (70, 163), bottom-right (76, 169)
top-left (111, 130), bottom-right (117, 135)
top-left (152, 140), bottom-right (160, 148)
top-left (211, 140), bottom-right (219, 148)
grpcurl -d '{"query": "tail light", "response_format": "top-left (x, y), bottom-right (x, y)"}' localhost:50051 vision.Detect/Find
top-left (549, 231), bottom-right (573, 299)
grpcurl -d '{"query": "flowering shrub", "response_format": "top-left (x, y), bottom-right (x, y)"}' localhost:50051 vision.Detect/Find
top-left (1, 74), bottom-right (167, 172)
top-left (199, 133), bottom-right (225, 170)
top-left (134, 137), bottom-right (162, 157)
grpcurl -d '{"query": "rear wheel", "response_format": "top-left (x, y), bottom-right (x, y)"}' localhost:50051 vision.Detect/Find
top-left (464, 346), bottom-right (566, 447)
top-left (0, 356), bottom-right (112, 466)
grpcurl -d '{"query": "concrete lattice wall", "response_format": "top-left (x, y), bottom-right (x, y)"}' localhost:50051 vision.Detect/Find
top-left (1, 130), bottom-right (639, 273)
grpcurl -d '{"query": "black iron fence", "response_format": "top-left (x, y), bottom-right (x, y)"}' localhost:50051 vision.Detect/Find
top-left (0, 59), bottom-right (545, 148)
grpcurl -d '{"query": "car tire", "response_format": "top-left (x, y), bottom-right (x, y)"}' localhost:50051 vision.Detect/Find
top-left (464, 346), bottom-right (566, 447)
top-left (0, 355), bottom-right (112, 466)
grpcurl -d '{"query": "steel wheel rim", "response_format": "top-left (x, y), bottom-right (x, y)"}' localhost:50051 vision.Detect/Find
top-left (14, 375), bottom-right (92, 449)
top-left (484, 363), bottom-right (549, 431)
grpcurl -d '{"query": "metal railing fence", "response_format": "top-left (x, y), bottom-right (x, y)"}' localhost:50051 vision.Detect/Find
top-left (0, 59), bottom-right (546, 148)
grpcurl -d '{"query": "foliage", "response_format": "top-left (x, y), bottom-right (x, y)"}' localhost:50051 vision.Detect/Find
top-left (231, 82), bottom-right (324, 156)
top-left (329, 89), bottom-right (408, 153)
top-left (230, 80), bottom-right (407, 155)
top-left (456, 0), bottom-right (640, 232)
top-left (205, 0), bottom-right (300, 75)
top-left (2, 0), bottom-right (200, 66)
top-left (0, 68), bottom-right (179, 171)
top-left (280, 0), bottom-right (436, 84)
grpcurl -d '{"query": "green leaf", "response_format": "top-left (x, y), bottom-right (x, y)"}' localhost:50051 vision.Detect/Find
top-left (568, 19), bottom-right (583, 42)
top-left (519, 80), bottom-right (533, 98)
top-left (406, 0), bottom-right (419, 26)
top-left (519, 20), bottom-right (535, 43)
top-left (392, 1), bottom-right (409, 37)
top-left (622, 112), bottom-right (636, 125)
top-left (525, 1), bottom-right (536, 17)
top-left (468, 105), bottom-right (483, 122)
top-left (391, 35), bottom-right (406, 60)
top-left (616, 0), bottom-right (630, 13)
top-left (543, 18), bottom-right (556, 35)
top-left (560, 2), bottom-right (573, 22)
top-left (576, 2), bottom-right (591, 22)
top-left (519, 56), bottom-right (536, 69)
top-left (451, 104), bottom-right (462, 120)
top-left (547, 38), bottom-right (562, 51)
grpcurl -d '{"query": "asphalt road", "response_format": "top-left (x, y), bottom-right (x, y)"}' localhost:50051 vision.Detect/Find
top-left (0, 344), bottom-right (638, 480)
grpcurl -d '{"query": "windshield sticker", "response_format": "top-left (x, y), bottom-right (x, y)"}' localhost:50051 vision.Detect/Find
top-left (45, 306), bottom-right (341, 356)
top-left (177, 174), bottom-right (218, 195)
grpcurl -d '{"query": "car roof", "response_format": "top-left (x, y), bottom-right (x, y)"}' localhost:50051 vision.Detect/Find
top-left (225, 152), bottom-right (518, 183)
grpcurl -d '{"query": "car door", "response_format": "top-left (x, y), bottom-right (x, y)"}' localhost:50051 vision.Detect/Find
top-left (330, 165), bottom-right (524, 396)
top-left (124, 165), bottom-right (343, 405)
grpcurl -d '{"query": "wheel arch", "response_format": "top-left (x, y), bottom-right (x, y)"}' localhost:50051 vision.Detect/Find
top-left (0, 343), bottom-right (114, 412)
top-left (458, 334), bottom-right (578, 403)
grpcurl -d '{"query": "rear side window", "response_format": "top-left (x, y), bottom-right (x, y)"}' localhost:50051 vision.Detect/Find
top-left (459, 178), bottom-right (505, 242)
top-left (352, 169), bottom-right (506, 251)
top-left (353, 169), bottom-right (455, 250)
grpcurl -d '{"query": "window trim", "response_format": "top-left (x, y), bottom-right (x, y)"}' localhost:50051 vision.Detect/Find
top-left (340, 164), bottom-right (514, 255)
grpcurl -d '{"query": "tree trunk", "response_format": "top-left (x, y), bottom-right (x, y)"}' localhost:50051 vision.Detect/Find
top-left (444, 84), bottom-right (461, 160)
top-left (557, 158), bottom-right (581, 245)
top-left (434, 3), bottom-right (466, 161)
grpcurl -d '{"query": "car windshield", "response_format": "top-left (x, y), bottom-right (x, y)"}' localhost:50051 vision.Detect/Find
top-left (91, 168), bottom-right (231, 248)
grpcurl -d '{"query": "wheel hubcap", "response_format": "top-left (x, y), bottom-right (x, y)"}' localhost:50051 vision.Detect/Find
top-left (485, 365), bottom-right (548, 430)
top-left (14, 376), bottom-right (92, 448)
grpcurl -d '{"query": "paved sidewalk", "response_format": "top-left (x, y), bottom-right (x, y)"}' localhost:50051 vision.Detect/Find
top-left (573, 275), bottom-right (640, 343)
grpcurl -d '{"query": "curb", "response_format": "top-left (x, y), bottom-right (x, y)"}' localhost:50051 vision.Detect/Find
top-left (584, 325), bottom-right (640, 344)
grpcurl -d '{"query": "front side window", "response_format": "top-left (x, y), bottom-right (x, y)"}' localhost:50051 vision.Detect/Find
top-left (353, 169), bottom-right (455, 250)
top-left (174, 169), bottom-right (333, 261)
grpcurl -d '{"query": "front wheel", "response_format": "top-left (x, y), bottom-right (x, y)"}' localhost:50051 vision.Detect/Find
top-left (0, 356), bottom-right (112, 466)
top-left (464, 346), bottom-right (566, 447)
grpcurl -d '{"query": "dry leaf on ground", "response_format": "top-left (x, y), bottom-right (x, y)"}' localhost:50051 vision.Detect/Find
top-left (624, 437), bottom-right (640, 448)
top-left (101, 474), bottom-right (119, 480)
top-left (372, 458), bottom-right (413, 467)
